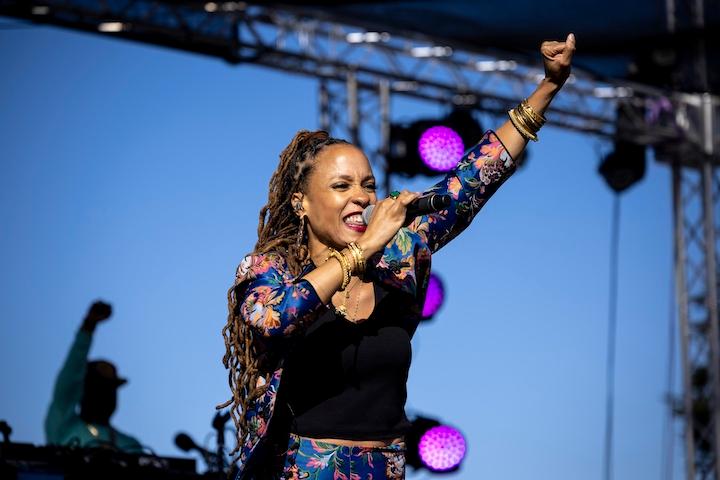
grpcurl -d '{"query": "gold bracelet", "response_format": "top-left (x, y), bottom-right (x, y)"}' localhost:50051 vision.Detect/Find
top-left (340, 248), bottom-right (356, 276)
top-left (520, 99), bottom-right (546, 127)
top-left (515, 101), bottom-right (544, 131)
top-left (326, 248), bottom-right (351, 290)
top-left (516, 104), bottom-right (543, 131)
top-left (347, 242), bottom-right (366, 275)
top-left (508, 108), bottom-right (538, 142)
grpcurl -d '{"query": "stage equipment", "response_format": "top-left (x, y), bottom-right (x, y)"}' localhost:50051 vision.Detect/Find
top-left (174, 432), bottom-right (223, 473)
top-left (598, 141), bottom-right (647, 193)
top-left (405, 416), bottom-right (466, 473)
top-left (419, 425), bottom-right (467, 472)
top-left (422, 273), bottom-right (445, 320)
top-left (0, 420), bottom-right (11, 443)
top-left (211, 410), bottom-right (231, 473)
top-left (0, 441), bottom-right (200, 480)
top-left (388, 110), bottom-right (483, 176)
top-left (362, 194), bottom-right (451, 224)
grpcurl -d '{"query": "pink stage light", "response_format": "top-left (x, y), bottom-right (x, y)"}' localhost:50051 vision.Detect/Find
top-left (417, 126), bottom-right (465, 172)
top-left (422, 273), bottom-right (445, 319)
top-left (418, 425), bottom-right (467, 472)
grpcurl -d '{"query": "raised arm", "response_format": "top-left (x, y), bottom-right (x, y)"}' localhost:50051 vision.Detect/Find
top-left (410, 33), bottom-right (576, 253)
top-left (408, 131), bottom-right (514, 253)
top-left (45, 302), bottom-right (111, 444)
top-left (496, 34), bottom-right (575, 158)
top-left (45, 329), bottom-right (91, 444)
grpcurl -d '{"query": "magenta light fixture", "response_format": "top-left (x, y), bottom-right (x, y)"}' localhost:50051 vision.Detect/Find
top-left (422, 273), bottom-right (445, 319)
top-left (417, 125), bottom-right (465, 172)
top-left (418, 425), bottom-right (467, 472)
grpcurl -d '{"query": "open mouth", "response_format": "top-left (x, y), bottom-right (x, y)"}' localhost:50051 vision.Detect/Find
top-left (343, 213), bottom-right (366, 231)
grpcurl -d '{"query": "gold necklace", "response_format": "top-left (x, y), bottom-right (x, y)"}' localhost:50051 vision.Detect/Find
top-left (349, 282), bottom-right (362, 321)
top-left (335, 276), bottom-right (360, 318)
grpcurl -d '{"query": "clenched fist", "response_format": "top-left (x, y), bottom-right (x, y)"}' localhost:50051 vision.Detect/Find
top-left (541, 33), bottom-right (576, 87)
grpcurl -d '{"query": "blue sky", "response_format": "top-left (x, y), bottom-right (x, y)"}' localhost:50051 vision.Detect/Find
top-left (0, 20), bottom-right (680, 479)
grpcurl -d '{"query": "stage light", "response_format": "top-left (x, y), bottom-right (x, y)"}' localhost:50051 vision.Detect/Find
top-left (422, 273), bottom-right (445, 319)
top-left (598, 102), bottom-right (647, 193)
top-left (346, 31), bottom-right (390, 44)
top-left (598, 140), bottom-right (646, 193)
top-left (418, 126), bottom-right (465, 172)
top-left (387, 109), bottom-right (483, 177)
top-left (98, 22), bottom-right (125, 32)
top-left (593, 86), bottom-right (633, 98)
top-left (31, 6), bottom-right (50, 15)
top-left (474, 60), bottom-right (517, 72)
top-left (418, 425), bottom-right (467, 472)
top-left (410, 46), bottom-right (453, 58)
top-left (405, 416), bottom-right (467, 473)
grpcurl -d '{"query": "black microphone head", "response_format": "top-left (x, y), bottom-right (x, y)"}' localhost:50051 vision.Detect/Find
top-left (174, 432), bottom-right (196, 452)
top-left (212, 410), bottom-right (231, 429)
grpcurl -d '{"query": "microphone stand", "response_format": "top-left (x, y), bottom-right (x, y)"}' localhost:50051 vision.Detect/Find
top-left (212, 411), bottom-right (231, 478)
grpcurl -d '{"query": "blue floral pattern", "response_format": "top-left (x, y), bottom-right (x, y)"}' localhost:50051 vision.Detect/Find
top-left (281, 434), bottom-right (405, 480)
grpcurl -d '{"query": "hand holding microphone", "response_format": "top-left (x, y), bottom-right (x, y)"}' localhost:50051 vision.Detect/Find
top-left (356, 191), bottom-right (451, 258)
top-left (361, 193), bottom-right (451, 225)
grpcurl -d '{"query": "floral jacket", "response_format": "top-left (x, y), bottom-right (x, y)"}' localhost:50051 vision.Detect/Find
top-left (230, 131), bottom-right (515, 478)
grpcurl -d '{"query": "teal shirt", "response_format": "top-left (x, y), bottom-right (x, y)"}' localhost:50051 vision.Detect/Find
top-left (44, 330), bottom-right (143, 453)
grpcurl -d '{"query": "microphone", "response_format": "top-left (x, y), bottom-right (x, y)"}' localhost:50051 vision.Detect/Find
top-left (175, 432), bottom-right (219, 465)
top-left (176, 432), bottom-right (223, 473)
top-left (175, 432), bottom-right (208, 455)
top-left (362, 193), bottom-right (451, 225)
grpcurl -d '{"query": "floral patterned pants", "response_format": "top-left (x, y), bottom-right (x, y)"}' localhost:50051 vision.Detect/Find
top-left (279, 433), bottom-right (406, 479)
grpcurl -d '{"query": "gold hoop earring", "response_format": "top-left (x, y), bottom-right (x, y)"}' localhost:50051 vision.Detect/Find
top-left (295, 215), bottom-right (306, 249)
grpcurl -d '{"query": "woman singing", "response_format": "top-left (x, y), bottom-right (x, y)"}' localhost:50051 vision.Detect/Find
top-left (220, 34), bottom-right (576, 479)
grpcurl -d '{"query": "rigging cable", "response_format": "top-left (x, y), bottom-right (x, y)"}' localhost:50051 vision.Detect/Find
top-left (660, 248), bottom-right (677, 480)
top-left (603, 194), bottom-right (621, 480)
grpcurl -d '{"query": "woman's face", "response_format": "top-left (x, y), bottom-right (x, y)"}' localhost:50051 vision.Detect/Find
top-left (297, 143), bottom-right (377, 254)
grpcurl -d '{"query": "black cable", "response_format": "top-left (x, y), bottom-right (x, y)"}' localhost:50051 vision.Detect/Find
top-left (661, 238), bottom-right (677, 480)
top-left (603, 194), bottom-right (621, 480)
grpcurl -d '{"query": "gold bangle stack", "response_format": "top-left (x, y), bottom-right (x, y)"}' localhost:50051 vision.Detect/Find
top-left (326, 242), bottom-right (367, 291)
top-left (347, 242), bottom-right (366, 276)
top-left (508, 98), bottom-right (546, 142)
top-left (326, 248), bottom-right (352, 290)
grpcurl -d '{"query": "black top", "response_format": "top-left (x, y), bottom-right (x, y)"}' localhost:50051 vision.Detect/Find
top-left (280, 284), bottom-right (418, 440)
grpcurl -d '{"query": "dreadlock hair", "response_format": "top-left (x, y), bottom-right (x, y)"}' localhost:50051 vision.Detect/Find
top-left (219, 130), bottom-right (351, 459)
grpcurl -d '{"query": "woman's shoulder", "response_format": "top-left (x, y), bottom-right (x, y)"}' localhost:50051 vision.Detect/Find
top-left (235, 251), bottom-right (290, 282)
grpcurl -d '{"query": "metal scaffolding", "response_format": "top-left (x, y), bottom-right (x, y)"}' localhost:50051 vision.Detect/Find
top-left (668, 154), bottom-right (720, 480)
top-left (2, 1), bottom-right (720, 478)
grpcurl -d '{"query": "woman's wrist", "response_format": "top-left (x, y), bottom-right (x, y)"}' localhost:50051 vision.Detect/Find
top-left (356, 236), bottom-right (381, 258)
top-left (541, 76), bottom-right (564, 93)
top-left (527, 78), bottom-right (562, 117)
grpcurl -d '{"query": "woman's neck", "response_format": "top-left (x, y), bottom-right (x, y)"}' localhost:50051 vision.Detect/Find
top-left (308, 240), bottom-right (331, 266)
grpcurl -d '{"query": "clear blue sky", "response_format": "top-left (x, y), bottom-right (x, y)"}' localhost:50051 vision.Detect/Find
top-left (0, 20), bottom-right (681, 479)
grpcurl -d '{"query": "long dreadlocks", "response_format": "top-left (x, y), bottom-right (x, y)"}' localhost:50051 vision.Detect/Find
top-left (218, 130), bottom-right (350, 458)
